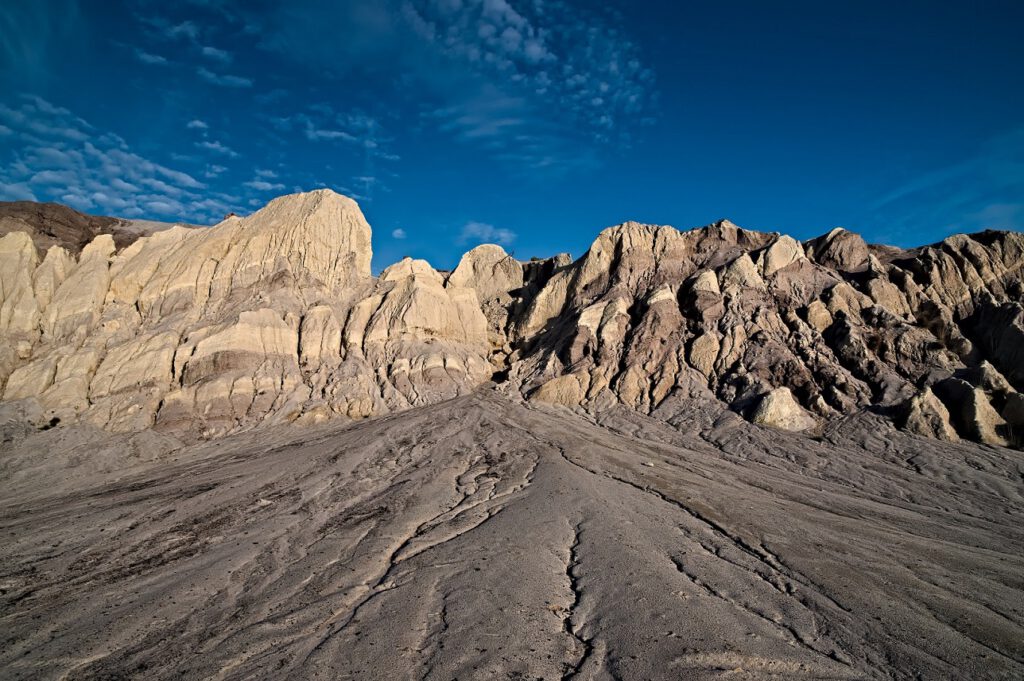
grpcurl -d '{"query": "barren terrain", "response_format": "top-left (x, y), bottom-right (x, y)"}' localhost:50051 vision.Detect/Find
top-left (3, 389), bottom-right (1023, 679)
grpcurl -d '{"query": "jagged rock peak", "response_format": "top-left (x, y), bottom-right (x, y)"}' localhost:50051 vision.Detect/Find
top-left (1, 190), bottom-right (1023, 451)
top-left (237, 188), bottom-right (373, 284)
top-left (804, 226), bottom-right (870, 272)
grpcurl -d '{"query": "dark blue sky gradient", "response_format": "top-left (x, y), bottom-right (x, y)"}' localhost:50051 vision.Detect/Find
top-left (1, 0), bottom-right (1021, 270)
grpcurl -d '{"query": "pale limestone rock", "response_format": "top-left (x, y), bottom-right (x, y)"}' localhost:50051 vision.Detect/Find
top-left (720, 254), bottom-right (765, 290)
top-left (688, 332), bottom-right (720, 378)
top-left (184, 309), bottom-right (299, 386)
top-left (4, 357), bottom-right (57, 401)
top-left (759, 235), bottom-right (806, 277)
top-left (824, 282), bottom-right (872, 319)
top-left (751, 387), bottom-right (817, 431)
top-left (530, 371), bottom-right (590, 407)
top-left (343, 294), bottom-right (384, 352)
top-left (806, 228), bottom-right (869, 272)
top-left (646, 285), bottom-right (676, 306)
top-left (299, 305), bottom-right (342, 366)
top-left (43, 235), bottom-right (115, 341)
top-left (903, 388), bottom-right (959, 442)
top-left (805, 300), bottom-right (833, 333)
top-left (33, 246), bottom-right (74, 310)
top-left (965, 388), bottom-right (1009, 447)
top-left (867, 277), bottom-right (912, 318)
top-left (934, 378), bottom-right (1009, 447)
top-left (0, 232), bottom-right (41, 337)
top-left (448, 244), bottom-right (523, 302)
top-left (36, 347), bottom-right (104, 415)
top-left (691, 270), bottom-right (721, 295)
top-left (365, 258), bottom-right (487, 347)
top-left (2, 192), bottom-right (1023, 451)
top-left (90, 331), bottom-right (178, 399)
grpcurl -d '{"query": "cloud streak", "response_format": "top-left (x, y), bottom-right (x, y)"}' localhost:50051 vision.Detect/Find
top-left (0, 94), bottom-right (242, 223)
top-left (135, 48), bottom-right (169, 65)
top-left (246, 0), bottom-right (656, 175)
top-left (198, 67), bottom-right (252, 88)
top-left (458, 220), bottom-right (516, 246)
top-left (866, 127), bottom-right (1024, 243)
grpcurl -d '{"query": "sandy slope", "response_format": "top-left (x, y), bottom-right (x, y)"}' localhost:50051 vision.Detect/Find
top-left (2, 389), bottom-right (1023, 679)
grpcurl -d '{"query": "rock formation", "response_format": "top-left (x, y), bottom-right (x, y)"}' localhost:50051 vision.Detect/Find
top-left (0, 200), bottom-right (198, 255)
top-left (0, 189), bottom-right (1022, 449)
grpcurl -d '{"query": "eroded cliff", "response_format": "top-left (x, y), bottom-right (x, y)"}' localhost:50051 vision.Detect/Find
top-left (1, 189), bottom-right (1021, 448)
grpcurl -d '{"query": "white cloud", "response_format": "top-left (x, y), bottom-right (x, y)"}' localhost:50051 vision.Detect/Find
top-left (198, 67), bottom-right (252, 88)
top-left (392, 227), bottom-right (407, 239)
top-left (246, 1), bottom-right (653, 175)
top-left (196, 139), bottom-right (239, 157)
top-left (167, 20), bottom-right (200, 41)
top-left (0, 95), bottom-right (93, 142)
top-left (865, 127), bottom-right (1024, 243)
top-left (135, 48), bottom-right (168, 65)
top-left (0, 94), bottom-right (240, 223)
top-left (458, 221), bottom-right (516, 246)
top-left (187, 119), bottom-right (209, 130)
top-left (255, 168), bottom-right (277, 178)
top-left (243, 179), bottom-right (286, 191)
top-left (0, 182), bottom-right (37, 201)
top-left (201, 45), bottom-right (231, 62)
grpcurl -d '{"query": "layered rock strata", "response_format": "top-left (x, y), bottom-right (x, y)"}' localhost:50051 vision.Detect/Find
top-left (1, 190), bottom-right (1021, 448)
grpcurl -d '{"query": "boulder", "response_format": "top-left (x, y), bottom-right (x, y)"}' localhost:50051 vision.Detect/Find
top-left (750, 387), bottom-right (817, 431)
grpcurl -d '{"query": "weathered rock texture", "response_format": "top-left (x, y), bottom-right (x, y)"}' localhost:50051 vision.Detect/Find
top-left (0, 190), bottom-right (489, 437)
top-left (0, 200), bottom-right (198, 255)
top-left (1, 190), bottom-right (1022, 448)
top-left (4, 391), bottom-right (1024, 680)
top-left (510, 220), bottom-right (1024, 448)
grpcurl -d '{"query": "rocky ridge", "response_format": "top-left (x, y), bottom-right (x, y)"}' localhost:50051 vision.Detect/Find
top-left (1, 189), bottom-right (1021, 447)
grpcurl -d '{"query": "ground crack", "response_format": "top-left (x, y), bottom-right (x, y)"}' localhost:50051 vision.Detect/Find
top-left (562, 521), bottom-right (595, 680)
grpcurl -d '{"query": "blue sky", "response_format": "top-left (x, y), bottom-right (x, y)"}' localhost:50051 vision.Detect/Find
top-left (1, 0), bottom-right (1022, 270)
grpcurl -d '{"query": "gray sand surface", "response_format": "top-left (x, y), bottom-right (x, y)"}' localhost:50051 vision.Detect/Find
top-left (2, 389), bottom-right (1023, 679)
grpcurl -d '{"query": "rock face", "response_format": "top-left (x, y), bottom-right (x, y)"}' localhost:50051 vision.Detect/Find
top-left (750, 387), bottom-right (818, 431)
top-left (0, 200), bottom-right (198, 255)
top-left (0, 190), bottom-right (488, 437)
top-left (1, 190), bottom-right (1022, 449)
top-left (508, 220), bottom-right (1024, 450)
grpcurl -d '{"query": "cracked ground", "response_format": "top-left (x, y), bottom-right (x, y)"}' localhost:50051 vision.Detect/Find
top-left (2, 389), bottom-right (1024, 679)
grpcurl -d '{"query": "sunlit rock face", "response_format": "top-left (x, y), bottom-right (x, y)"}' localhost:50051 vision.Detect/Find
top-left (1, 189), bottom-right (1022, 447)
top-left (0, 190), bottom-right (487, 437)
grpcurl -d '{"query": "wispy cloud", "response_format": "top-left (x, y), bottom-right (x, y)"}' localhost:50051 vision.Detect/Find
top-left (166, 20), bottom-right (200, 42)
top-left (243, 178), bottom-right (285, 192)
top-left (270, 105), bottom-right (399, 200)
top-left (187, 119), bottom-right (209, 130)
top-left (0, 95), bottom-right (92, 142)
top-left (196, 139), bottom-right (239, 157)
top-left (246, 0), bottom-right (656, 175)
top-left (0, 1), bottom-right (81, 79)
top-left (198, 67), bottom-right (252, 88)
top-left (0, 94), bottom-right (240, 223)
top-left (866, 127), bottom-right (1024, 243)
top-left (392, 227), bottom-right (407, 239)
top-left (201, 45), bottom-right (231, 62)
top-left (135, 48), bottom-right (168, 65)
top-left (458, 221), bottom-right (517, 246)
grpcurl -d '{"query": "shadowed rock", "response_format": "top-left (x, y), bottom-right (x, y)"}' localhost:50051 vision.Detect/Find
top-left (0, 190), bottom-right (1022, 450)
